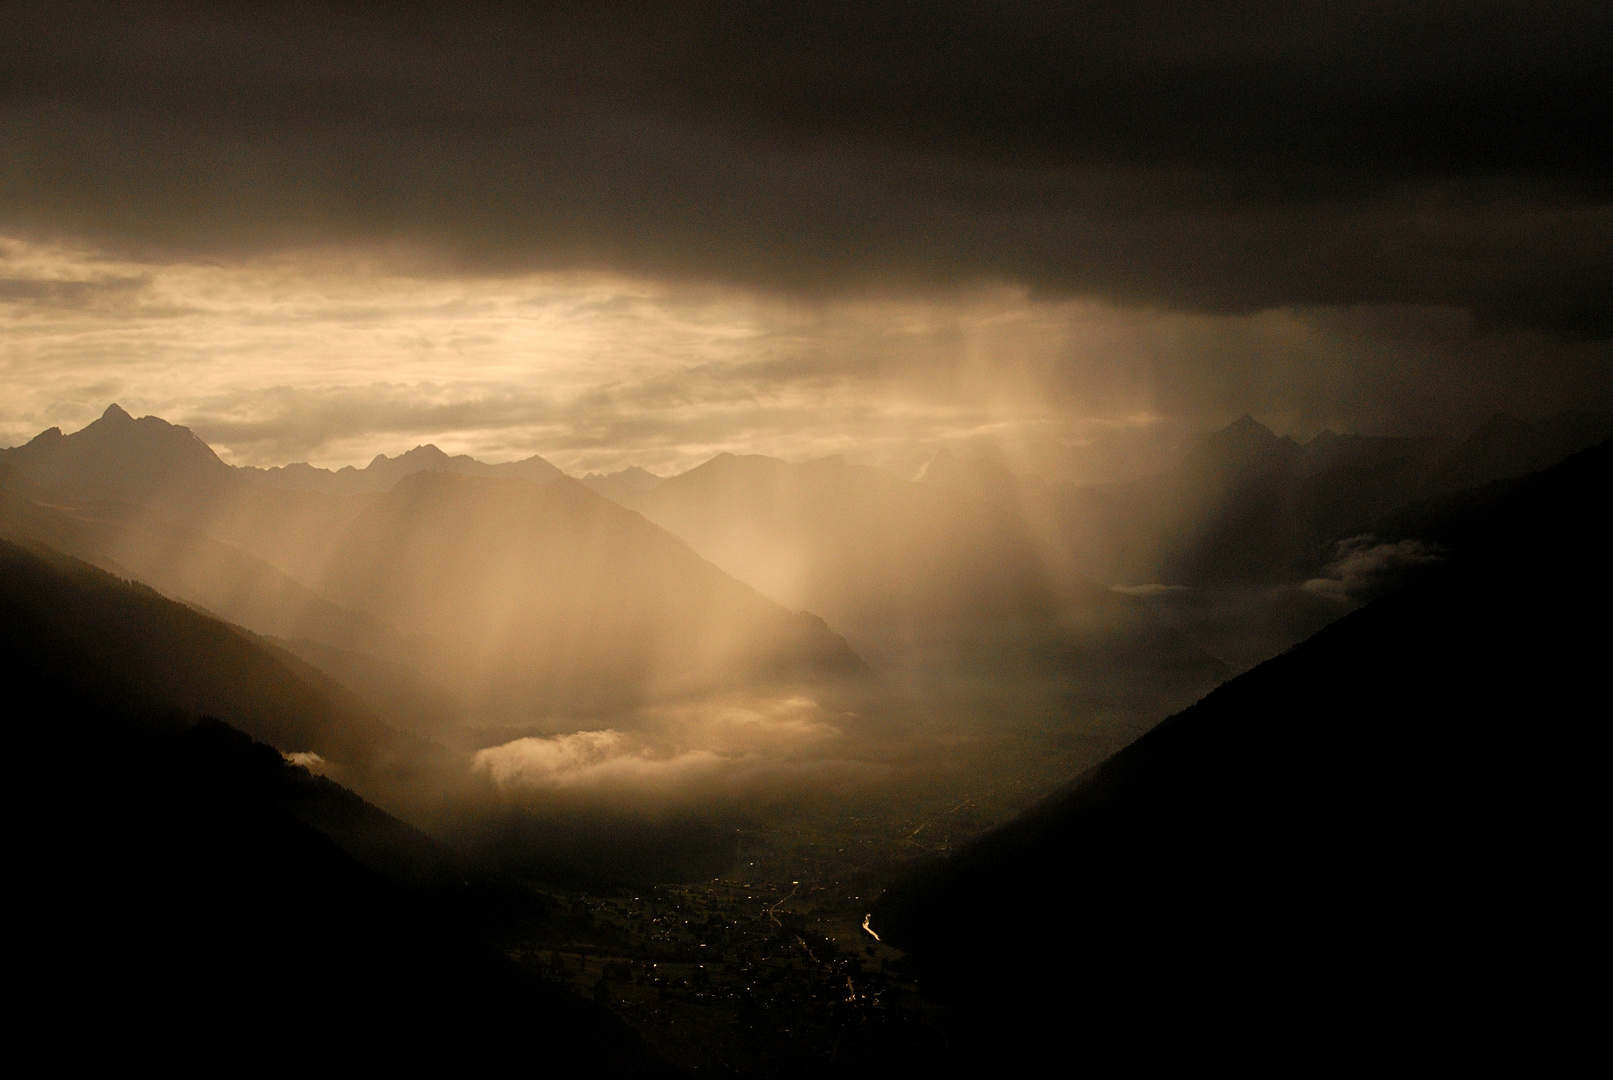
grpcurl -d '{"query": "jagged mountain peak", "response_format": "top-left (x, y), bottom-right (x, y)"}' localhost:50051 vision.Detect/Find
top-left (682, 451), bottom-right (782, 479)
top-left (612, 465), bottom-right (664, 490)
top-left (0, 403), bottom-right (229, 494)
top-left (388, 444), bottom-right (455, 464)
top-left (245, 440), bottom-right (564, 493)
top-left (1210, 413), bottom-right (1278, 444)
top-left (1194, 414), bottom-right (1301, 468)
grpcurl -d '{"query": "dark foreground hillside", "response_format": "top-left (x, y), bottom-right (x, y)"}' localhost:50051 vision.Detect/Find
top-left (873, 439), bottom-right (1610, 1067)
top-left (2, 541), bottom-right (667, 1072)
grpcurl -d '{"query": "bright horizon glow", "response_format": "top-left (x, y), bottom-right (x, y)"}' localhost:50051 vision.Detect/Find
top-left (6, 234), bottom-right (1598, 486)
top-left (0, 234), bottom-right (1452, 487)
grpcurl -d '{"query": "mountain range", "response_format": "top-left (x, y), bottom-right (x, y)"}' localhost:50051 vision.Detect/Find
top-left (241, 440), bottom-right (566, 493)
top-left (1060, 408), bottom-right (1613, 589)
top-left (6, 402), bottom-right (1606, 1065)
top-left (0, 406), bottom-right (1236, 750)
top-left (7, 402), bottom-right (1606, 752)
top-left (1, 406), bottom-right (867, 739)
top-left (298, 469), bottom-right (867, 719)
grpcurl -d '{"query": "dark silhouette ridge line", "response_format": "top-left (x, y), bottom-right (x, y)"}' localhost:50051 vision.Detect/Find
top-left (869, 435), bottom-right (1611, 1062)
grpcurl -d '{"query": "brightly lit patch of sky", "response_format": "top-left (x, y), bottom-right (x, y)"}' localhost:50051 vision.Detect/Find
top-left (4, 234), bottom-right (1600, 482)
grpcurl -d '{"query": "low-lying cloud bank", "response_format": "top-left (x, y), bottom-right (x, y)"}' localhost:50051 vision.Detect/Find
top-left (470, 695), bottom-right (878, 799)
top-left (456, 695), bottom-right (886, 883)
top-left (1304, 537), bottom-right (1443, 602)
top-left (474, 731), bottom-right (722, 789)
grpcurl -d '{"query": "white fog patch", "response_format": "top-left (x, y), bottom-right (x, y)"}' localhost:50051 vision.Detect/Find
top-left (1303, 536), bottom-right (1442, 601)
top-left (471, 696), bottom-right (858, 793)
top-left (473, 731), bottom-right (723, 789)
top-left (283, 751), bottom-right (326, 768)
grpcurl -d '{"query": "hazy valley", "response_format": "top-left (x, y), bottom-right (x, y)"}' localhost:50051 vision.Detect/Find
top-left (6, 396), bottom-right (1608, 1071)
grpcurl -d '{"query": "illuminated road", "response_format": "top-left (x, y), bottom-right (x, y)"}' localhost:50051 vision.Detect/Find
top-left (862, 914), bottom-right (880, 941)
top-left (766, 882), bottom-right (799, 927)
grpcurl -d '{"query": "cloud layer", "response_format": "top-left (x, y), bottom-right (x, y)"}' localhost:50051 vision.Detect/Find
top-left (470, 695), bottom-right (867, 798)
top-left (3, 2), bottom-right (1610, 334)
top-left (3, 5), bottom-right (1609, 475)
top-left (5, 235), bottom-right (1609, 478)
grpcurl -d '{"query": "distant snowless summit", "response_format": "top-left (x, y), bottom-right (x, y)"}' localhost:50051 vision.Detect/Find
top-left (0, 403), bottom-right (232, 496)
top-left (0, 404), bottom-right (569, 497)
top-left (578, 466), bottom-right (665, 506)
top-left (240, 442), bottom-right (566, 494)
top-left (0, 402), bottom-right (869, 727)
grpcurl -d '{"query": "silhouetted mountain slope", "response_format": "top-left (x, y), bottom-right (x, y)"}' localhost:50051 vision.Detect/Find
top-left (4, 409), bottom-right (864, 726)
top-left (0, 538), bottom-right (464, 818)
top-left (624, 450), bottom-right (1227, 731)
top-left (1065, 410), bottom-right (1613, 588)
top-left (579, 465), bottom-right (664, 507)
top-left (873, 438), bottom-right (1610, 1064)
top-left (10, 701), bottom-right (663, 1069)
top-left (1428, 409), bottom-right (1613, 492)
top-left (0, 481), bottom-right (429, 656)
top-left (625, 450), bottom-right (1227, 731)
top-left (304, 471), bottom-right (867, 715)
top-left (274, 635), bottom-right (471, 740)
top-left (636, 452), bottom-right (1059, 626)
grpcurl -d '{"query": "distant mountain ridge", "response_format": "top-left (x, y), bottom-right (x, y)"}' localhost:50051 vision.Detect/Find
top-left (0, 404), bottom-right (566, 497)
top-left (301, 470), bottom-right (868, 718)
top-left (633, 450), bottom-right (1061, 625)
top-left (1, 409), bottom-right (872, 733)
top-left (579, 465), bottom-right (664, 506)
top-left (1061, 408), bottom-right (1613, 588)
top-left (240, 442), bottom-right (565, 493)
top-left (624, 449), bottom-right (1229, 735)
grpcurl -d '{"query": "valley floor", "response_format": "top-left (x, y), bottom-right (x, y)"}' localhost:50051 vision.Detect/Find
top-left (503, 770), bottom-right (1065, 1074)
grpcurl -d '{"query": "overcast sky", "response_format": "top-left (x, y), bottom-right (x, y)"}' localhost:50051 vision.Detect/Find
top-left (3, 2), bottom-right (1609, 475)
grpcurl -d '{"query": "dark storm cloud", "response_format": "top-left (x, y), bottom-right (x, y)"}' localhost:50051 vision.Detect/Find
top-left (2, 1), bottom-right (1610, 334)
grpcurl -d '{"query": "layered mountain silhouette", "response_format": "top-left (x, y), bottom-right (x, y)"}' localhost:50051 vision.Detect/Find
top-left (0, 403), bottom-right (570, 496)
top-left (241, 441), bottom-right (566, 493)
top-left (870, 437), bottom-right (1609, 1065)
top-left (579, 465), bottom-right (664, 505)
top-left (11, 403), bottom-right (1602, 756)
top-left (1063, 409), bottom-right (1613, 589)
top-left (4, 542), bottom-right (664, 1071)
top-left (0, 538), bottom-right (462, 818)
top-left (294, 470), bottom-right (866, 717)
top-left (621, 450), bottom-right (1229, 730)
top-left (0, 470), bottom-right (420, 666)
top-left (633, 452), bottom-right (1059, 625)
top-left (1, 408), bottom-right (867, 732)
